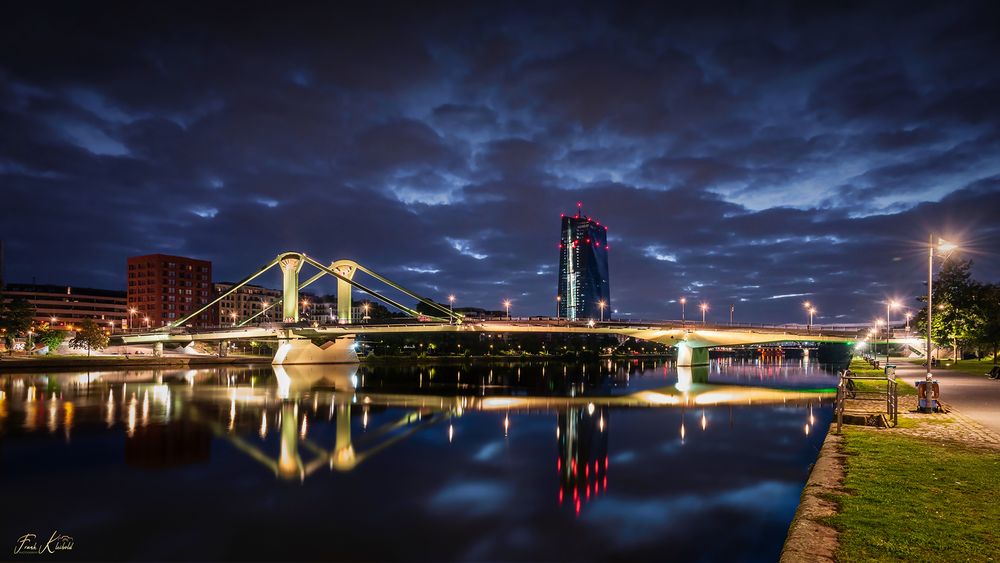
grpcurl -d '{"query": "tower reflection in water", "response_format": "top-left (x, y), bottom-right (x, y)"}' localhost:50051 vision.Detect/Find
top-left (557, 404), bottom-right (609, 516)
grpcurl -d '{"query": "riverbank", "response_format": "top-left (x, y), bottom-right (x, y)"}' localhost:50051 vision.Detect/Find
top-left (783, 357), bottom-right (1000, 562)
top-left (0, 354), bottom-right (271, 371)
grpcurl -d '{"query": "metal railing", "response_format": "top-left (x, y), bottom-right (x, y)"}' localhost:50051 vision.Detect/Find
top-left (836, 370), bottom-right (898, 432)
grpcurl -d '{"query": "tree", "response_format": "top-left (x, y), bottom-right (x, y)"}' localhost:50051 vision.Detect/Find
top-left (914, 259), bottom-right (984, 359)
top-left (35, 327), bottom-right (67, 352)
top-left (0, 297), bottom-right (36, 351)
top-left (70, 318), bottom-right (109, 356)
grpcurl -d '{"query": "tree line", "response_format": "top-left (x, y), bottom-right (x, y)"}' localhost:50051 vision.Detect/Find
top-left (915, 259), bottom-right (1000, 364)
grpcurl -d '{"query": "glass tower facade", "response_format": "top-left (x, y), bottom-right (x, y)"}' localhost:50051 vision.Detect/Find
top-left (557, 207), bottom-right (610, 320)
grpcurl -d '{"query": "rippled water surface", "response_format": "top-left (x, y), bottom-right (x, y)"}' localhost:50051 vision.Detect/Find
top-left (0, 359), bottom-right (836, 562)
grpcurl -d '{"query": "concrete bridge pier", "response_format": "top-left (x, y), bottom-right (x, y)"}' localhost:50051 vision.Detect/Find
top-left (676, 343), bottom-right (709, 367)
top-left (153, 342), bottom-right (163, 357)
top-left (272, 333), bottom-right (359, 365)
top-left (218, 340), bottom-right (229, 357)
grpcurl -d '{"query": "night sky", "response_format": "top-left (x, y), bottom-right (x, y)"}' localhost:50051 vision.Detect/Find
top-left (2, 1), bottom-right (999, 323)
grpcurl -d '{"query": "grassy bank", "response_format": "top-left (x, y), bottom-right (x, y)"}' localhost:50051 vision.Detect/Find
top-left (827, 428), bottom-right (1000, 561)
top-left (902, 356), bottom-right (998, 374)
top-left (849, 358), bottom-right (918, 396)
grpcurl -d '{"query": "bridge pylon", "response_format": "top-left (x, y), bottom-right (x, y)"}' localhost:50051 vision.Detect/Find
top-left (279, 253), bottom-right (304, 322)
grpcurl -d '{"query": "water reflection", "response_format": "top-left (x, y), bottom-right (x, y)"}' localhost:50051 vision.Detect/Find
top-left (0, 359), bottom-right (835, 561)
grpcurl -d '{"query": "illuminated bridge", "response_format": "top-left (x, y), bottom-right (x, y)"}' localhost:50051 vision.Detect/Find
top-left (120, 251), bottom-right (917, 366)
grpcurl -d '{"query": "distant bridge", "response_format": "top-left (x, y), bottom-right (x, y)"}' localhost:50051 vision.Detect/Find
top-left (120, 251), bottom-right (919, 366)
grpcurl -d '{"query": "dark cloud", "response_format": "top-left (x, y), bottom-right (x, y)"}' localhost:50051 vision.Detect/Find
top-left (1, 0), bottom-right (1000, 322)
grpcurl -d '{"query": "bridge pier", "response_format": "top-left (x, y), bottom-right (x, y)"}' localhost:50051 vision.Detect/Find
top-left (279, 254), bottom-right (304, 323)
top-left (272, 334), bottom-right (359, 365)
top-left (153, 342), bottom-right (163, 357)
top-left (218, 340), bottom-right (229, 357)
top-left (676, 343), bottom-right (709, 367)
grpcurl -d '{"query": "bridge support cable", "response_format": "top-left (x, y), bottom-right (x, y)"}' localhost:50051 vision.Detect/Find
top-left (237, 269), bottom-right (328, 327)
top-left (351, 262), bottom-right (462, 322)
top-left (299, 256), bottom-right (450, 322)
top-left (163, 254), bottom-right (285, 331)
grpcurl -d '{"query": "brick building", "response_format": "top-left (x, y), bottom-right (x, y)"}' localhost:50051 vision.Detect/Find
top-left (127, 254), bottom-right (214, 329)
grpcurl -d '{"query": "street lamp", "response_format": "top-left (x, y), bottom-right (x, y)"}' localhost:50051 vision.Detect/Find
top-left (680, 297), bottom-right (686, 324)
top-left (230, 311), bottom-right (237, 327)
top-left (362, 302), bottom-right (371, 323)
top-left (597, 300), bottom-right (606, 322)
top-left (905, 312), bottom-right (913, 332)
top-left (555, 295), bottom-right (561, 319)
top-left (700, 302), bottom-right (708, 324)
top-left (886, 300), bottom-right (899, 364)
top-left (144, 316), bottom-right (150, 329)
top-left (803, 301), bottom-right (814, 328)
top-left (503, 300), bottom-right (512, 320)
top-left (448, 294), bottom-right (456, 324)
top-left (129, 307), bottom-right (137, 329)
top-left (924, 236), bottom-right (958, 412)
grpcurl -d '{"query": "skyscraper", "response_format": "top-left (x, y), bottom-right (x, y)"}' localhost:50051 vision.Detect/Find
top-left (557, 203), bottom-right (610, 320)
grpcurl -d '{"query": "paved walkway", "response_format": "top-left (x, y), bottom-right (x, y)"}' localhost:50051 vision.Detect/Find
top-left (891, 357), bottom-right (1000, 435)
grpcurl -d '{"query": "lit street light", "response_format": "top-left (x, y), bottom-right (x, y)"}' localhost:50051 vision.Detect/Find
top-left (449, 294), bottom-right (456, 325)
top-left (503, 299), bottom-right (512, 320)
top-left (598, 300), bottom-right (606, 322)
top-left (555, 295), bottom-right (561, 319)
top-left (362, 302), bottom-right (371, 323)
top-left (230, 311), bottom-right (238, 327)
top-left (803, 301), bottom-right (815, 328)
top-left (924, 236), bottom-right (958, 412)
top-left (679, 297), bottom-right (686, 324)
top-left (906, 311), bottom-right (913, 332)
top-left (700, 302), bottom-right (708, 324)
top-left (886, 300), bottom-right (899, 364)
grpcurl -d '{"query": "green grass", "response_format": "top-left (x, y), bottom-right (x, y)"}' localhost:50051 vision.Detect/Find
top-left (901, 356), bottom-right (998, 375)
top-left (827, 428), bottom-right (1000, 562)
top-left (849, 358), bottom-right (918, 396)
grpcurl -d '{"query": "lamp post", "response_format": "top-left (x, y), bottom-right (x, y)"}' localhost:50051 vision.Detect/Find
top-left (556, 295), bottom-right (561, 319)
top-left (362, 302), bottom-right (370, 323)
top-left (503, 300), bottom-right (511, 320)
top-left (730, 303), bottom-right (735, 325)
top-left (924, 236), bottom-right (958, 412)
top-left (598, 300), bottom-right (606, 322)
top-left (886, 300), bottom-right (899, 364)
top-left (700, 303), bottom-right (708, 325)
top-left (230, 311), bottom-right (237, 327)
top-left (448, 294), bottom-right (456, 325)
top-left (804, 301), bottom-right (814, 329)
top-left (680, 297), bottom-right (686, 324)
top-left (144, 316), bottom-right (150, 329)
top-left (905, 311), bottom-right (912, 332)
top-left (129, 308), bottom-right (137, 330)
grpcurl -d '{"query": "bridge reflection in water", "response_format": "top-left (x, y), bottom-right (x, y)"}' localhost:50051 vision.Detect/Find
top-left (0, 361), bottom-right (831, 484)
top-left (0, 359), bottom-right (836, 561)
